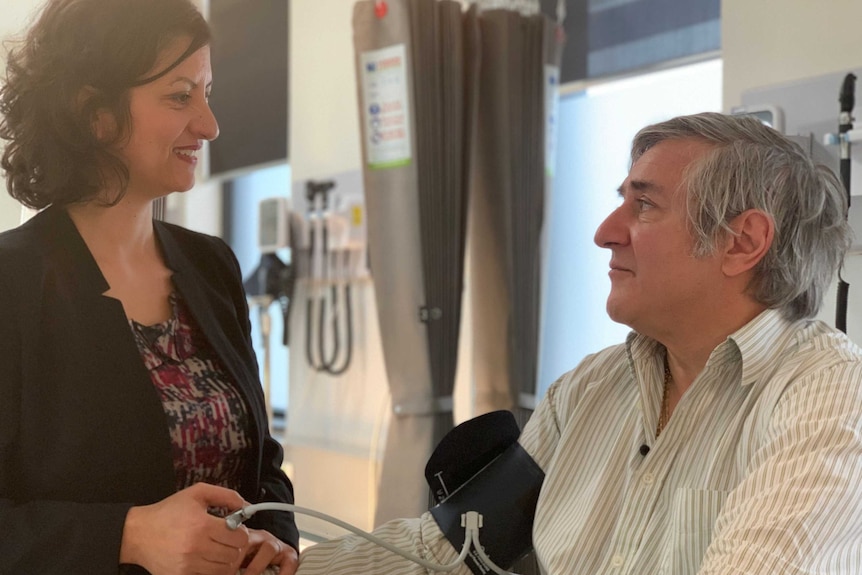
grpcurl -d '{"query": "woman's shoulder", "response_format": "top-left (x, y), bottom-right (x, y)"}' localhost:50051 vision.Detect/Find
top-left (0, 209), bottom-right (52, 265)
top-left (0, 211), bottom-right (58, 302)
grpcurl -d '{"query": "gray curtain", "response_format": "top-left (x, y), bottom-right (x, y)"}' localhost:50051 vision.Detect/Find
top-left (353, 0), bottom-right (563, 526)
top-left (469, 10), bottom-right (564, 428)
top-left (353, 0), bottom-right (478, 524)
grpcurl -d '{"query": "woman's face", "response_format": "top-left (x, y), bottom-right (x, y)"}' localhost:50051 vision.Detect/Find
top-left (113, 39), bottom-right (218, 199)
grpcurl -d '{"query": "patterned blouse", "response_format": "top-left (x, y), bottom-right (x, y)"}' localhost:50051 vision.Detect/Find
top-left (129, 293), bottom-right (253, 493)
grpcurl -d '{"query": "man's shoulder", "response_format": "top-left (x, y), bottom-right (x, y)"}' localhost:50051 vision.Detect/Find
top-left (788, 319), bottom-right (862, 365)
top-left (749, 319), bottom-right (862, 418)
top-left (557, 342), bottom-right (630, 381)
top-left (789, 319), bottom-right (862, 378)
top-left (547, 343), bottom-right (632, 398)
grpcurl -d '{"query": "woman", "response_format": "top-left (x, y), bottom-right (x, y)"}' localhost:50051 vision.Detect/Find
top-left (0, 1), bottom-right (299, 574)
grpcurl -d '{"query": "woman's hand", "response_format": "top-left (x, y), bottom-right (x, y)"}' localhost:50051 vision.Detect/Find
top-left (240, 528), bottom-right (299, 575)
top-left (120, 483), bottom-right (251, 575)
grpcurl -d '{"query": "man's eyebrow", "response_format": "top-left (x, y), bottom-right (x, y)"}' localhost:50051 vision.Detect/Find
top-left (616, 179), bottom-right (663, 197)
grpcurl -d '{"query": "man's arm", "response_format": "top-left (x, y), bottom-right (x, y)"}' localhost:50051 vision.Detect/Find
top-left (699, 364), bottom-right (862, 574)
top-left (295, 375), bottom-right (571, 575)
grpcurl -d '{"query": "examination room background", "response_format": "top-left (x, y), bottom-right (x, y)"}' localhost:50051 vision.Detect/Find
top-left (2, 0), bottom-right (862, 542)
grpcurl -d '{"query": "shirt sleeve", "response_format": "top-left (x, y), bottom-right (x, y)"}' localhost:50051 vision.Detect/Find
top-left (298, 514), bottom-right (471, 575)
top-left (698, 362), bottom-right (862, 574)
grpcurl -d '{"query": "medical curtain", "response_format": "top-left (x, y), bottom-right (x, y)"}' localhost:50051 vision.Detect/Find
top-left (353, 0), bottom-right (563, 522)
top-left (470, 10), bottom-right (563, 427)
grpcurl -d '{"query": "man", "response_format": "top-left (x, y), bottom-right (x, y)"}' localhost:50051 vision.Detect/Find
top-left (296, 112), bottom-right (862, 574)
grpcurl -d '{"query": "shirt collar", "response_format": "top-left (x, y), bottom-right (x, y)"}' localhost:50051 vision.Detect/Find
top-left (624, 308), bottom-right (802, 387)
top-left (727, 308), bottom-right (803, 386)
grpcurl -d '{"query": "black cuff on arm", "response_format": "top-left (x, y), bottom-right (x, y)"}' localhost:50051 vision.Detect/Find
top-left (428, 424), bottom-right (544, 574)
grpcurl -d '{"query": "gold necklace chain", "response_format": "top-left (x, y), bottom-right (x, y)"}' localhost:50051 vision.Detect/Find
top-left (656, 362), bottom-right (672, 437)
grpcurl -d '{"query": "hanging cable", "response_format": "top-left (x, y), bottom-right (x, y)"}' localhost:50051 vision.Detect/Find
top-left (303, 179), bottom-right (354, 375)
top-left (316, 194), bottom-right (335, 368)
top-left (836, 73), bottom-right (856, 333)
top-left (316, 217), bottom-right (353, 375)
top-left (322, 249), bottom-right (354, 375)
top-left (305, 183), bottom-right (323, 370)
top-left (226, 503), bottom-right (517, 575)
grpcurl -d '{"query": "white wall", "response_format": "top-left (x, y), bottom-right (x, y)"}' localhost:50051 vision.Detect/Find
top-left (0, 0), bottom-right (42, 233)
top-left (286, 0), bottom-right (387, 534)
top-left (290, 0), bottom-right (362, 183)
top-left (286, 0), bottom-right (474, 533)
top-left (722, 0), bottom-right (862, 342)
top-left (722, 0), bottom-right (862, 111)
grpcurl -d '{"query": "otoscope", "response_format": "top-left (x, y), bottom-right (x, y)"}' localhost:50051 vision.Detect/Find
top-left (836, 73), bottom-right (856, 333)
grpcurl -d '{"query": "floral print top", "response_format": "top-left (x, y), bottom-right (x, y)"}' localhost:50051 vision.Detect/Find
top-left (129, 293), bottom-right (252, 492)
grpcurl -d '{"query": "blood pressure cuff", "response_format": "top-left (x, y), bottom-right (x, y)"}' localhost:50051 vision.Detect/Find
top-left (425, 410), bottom-right (521, 503)
top-left (426, 411), bottom-right (545, 574)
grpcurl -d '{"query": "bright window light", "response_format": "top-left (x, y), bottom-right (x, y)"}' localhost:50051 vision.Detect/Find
top-left (538, 59), bottom-right (722, 397)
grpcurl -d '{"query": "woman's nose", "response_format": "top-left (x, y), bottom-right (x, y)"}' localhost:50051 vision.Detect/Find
top-left (192, 101), bottom-right (219, 141)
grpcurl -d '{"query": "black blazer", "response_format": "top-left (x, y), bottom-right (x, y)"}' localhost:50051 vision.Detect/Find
top-left (0, 206), bottom-right (298, 574)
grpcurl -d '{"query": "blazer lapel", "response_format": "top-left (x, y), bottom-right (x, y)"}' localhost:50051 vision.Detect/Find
top-left (34, 207), bottom-right (177, 500)
top-left (42, 206), bottom-right (111, 296)
top-left (153, 223), bottom-right (266, 442)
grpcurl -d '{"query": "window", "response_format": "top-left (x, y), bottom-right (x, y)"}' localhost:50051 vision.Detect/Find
top-left (537, 58), bottom-right (722, 396)
top-left (545, 0), bottom-right (721, 82)
top-left (224, 164), bottom-right (292, 426)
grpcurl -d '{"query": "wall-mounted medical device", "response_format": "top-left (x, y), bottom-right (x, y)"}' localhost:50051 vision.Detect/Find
top-left (245, 197), bottom-right (298, 345)
top-left (252, 171), bottom-right (368, 378)
top-left (740, 70), bottom-right (862, 334)
top-left (301, 179), bottom-right (358, 375)
top-left (740, 67), bottom-right (862, 198)
top-left (730, 103), bottom-right (785, 132)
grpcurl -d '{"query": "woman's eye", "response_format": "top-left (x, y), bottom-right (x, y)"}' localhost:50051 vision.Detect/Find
top-left (171, 93), bottom-right (192, 105)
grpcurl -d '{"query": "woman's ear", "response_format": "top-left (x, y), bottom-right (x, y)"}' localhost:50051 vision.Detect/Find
top-left (721, 209), bottom-right (775, 277)
top-left (77, 86), bottom-right (116, 142)
top-left (92, 109), bottom-right (119, 143)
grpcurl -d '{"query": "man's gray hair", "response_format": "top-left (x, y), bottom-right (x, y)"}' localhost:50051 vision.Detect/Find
top-left (632, 112), bottom-right (852, 321)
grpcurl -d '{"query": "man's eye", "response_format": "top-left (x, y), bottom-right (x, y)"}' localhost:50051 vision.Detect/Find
top-left (636, 199), bottom-right (653, 212)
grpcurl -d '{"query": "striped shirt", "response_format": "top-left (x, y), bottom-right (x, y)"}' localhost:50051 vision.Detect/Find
top-left (298, 309), bottom-right (862, 574)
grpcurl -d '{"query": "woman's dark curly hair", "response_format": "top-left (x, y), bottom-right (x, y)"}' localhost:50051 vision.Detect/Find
top-left (0, 0), bottom-right (210, 209)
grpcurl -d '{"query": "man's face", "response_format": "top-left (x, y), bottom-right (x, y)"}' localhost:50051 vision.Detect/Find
top-left (593, 138), bottom-right (726, 338)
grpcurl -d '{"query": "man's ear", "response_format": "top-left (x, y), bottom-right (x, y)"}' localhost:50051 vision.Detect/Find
top-left (722, 209), bottom-right (774, 277)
